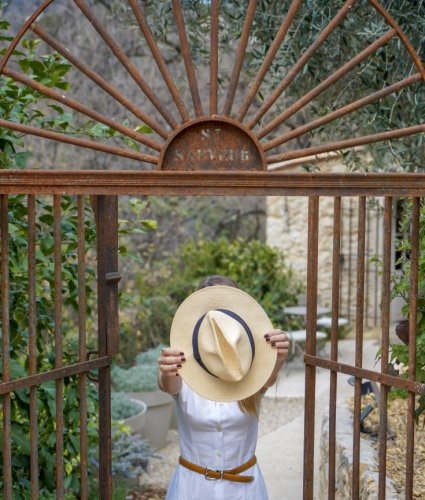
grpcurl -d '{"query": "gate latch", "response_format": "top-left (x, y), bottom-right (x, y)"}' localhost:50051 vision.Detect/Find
top-left (105, 272), bottom-right (122, 285)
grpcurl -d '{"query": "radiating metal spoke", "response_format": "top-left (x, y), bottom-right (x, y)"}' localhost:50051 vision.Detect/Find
top-left (266, 124), bottom-right (425, 163)
top-left (258, 30), bottom-right (396, 139)
top-left (0, 119), bottom-right (159, 164)
top-left (247, 0), bottom-right (358, 129)
top-left (128, 0), bottom-right (190, 123)
top-left (264, 73), bottom-right (422, 151)
top-left (237, 0), bottom-right (303, 121)
top-left (171, 0), bottom-right (204, 117)
top-left (2, 67), bottom-right (162, 152)
top-left (74, 0), bottom-right (178, 129)
top-left (30, 24), bottom-right (168, 139)
top-left (210, 0), bottom-right (220, 116)
top-left (222, 0), bottom-right (257, 116)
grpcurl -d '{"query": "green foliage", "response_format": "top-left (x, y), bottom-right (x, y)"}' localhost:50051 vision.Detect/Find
top-left (111, 364), bottom-right (159, 393)
top-left (166, 238), bottom-right (304, 327)
top-left (390, 198), bottom-right (425, 422)
top-left (118, 238), bottom-right (303, 365)
top-left (111, 393), bottom-right (146, 420)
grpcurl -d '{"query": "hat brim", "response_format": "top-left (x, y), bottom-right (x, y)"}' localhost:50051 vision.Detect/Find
top-left (170, 285), bottom-right (277, 402)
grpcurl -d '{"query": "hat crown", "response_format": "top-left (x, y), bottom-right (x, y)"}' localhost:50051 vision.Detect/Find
top-left (198, 310), bottom-right (252, 382)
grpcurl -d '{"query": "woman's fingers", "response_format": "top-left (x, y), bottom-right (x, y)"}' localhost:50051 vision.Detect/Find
top-left (264, 330), bottom-right (290, 358)
top-left (158, 347), bottom-right (186, 376)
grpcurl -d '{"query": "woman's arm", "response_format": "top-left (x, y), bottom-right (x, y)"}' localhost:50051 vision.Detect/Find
top-left (157, 347), bottom-right (186, 395)
top-left (261, 330), bottom-right (290, 392)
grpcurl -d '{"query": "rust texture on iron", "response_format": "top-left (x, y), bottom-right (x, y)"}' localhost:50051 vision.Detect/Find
top-left (406, 197), bottom-right (420, 498)
top-left (378, 197), bottom-right (392, 497)
top-left (1, 195), bottom-right (12, 500)
top-left (53, 196), bottom-right (64, 499)
top-left (303, 196), bottom-right (319, 500)
top-left (28, 195), bottom-right (39, 499)
top-left (352, 197), bottom-right (366, 499)
top-left (96, 196), bottom-right (119, 497)
top-left (0, 0), bottom-right (423, 171)
top-left (327, 197), bottom-right (341, 500)
top-left (160, 117), bottom-right (266, 171)
top-left (78, 196), bottom-right (88, 500)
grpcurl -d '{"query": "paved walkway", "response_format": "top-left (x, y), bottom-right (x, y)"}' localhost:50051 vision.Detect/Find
top-left (257, 338), bottom-right (381, 499)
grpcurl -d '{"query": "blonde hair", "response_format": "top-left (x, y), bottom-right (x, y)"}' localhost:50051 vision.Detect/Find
top-left (238, 391), bottom-right (262, 418)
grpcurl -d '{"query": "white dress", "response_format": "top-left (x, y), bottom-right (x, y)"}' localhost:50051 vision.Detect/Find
top-left (166, 381), bottom-right (269, 500)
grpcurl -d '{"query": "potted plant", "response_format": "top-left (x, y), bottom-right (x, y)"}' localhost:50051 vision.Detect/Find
top-left (112, 345), bottom-right (174, 449)
top-left (111, 392), bottom-right (147, 434)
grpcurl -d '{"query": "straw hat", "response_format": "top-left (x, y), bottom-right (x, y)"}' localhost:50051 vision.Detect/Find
top-left (170, 285), bottom-right (277, 402)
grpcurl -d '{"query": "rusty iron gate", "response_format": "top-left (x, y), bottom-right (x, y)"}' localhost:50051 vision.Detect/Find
top-left (1, 0), bottom-right (425, 499)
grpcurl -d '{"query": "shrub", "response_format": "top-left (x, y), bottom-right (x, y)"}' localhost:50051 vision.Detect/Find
top-left (111, 393), bottom-right (146, 420)
top-left (390, 198), bottom-right (425, 422)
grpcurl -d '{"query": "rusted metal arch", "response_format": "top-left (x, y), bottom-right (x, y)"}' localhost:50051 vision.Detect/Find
top-left (0, 0), bottom-right (424, 169)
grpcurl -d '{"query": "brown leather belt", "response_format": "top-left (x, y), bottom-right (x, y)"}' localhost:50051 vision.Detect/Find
top-left (179, 455), bottom-right (256, 482)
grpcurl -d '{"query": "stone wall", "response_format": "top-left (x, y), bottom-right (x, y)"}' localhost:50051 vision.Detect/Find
top-left (266, 160), bottom-right (404, 325)
top-left (318, 405), bottom-right (400, 499)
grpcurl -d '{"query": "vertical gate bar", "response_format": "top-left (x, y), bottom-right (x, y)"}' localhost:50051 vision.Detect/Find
top-left (1, 194), bottom-right (12, 500)
top-left (303, 195), bottom-right (319, 500)
top-left (405, 197), bottom-right (419, 497)
top-left (328, 196), bottom-right (341, 500)
top-left (97, 195), bottom-right (118, 499)
top-left (210, 0), bottom-right (220, 116)
top-left (78, 196), bottom-right (88, 500)
top-left (347, 198), bottom-right (353, 321)
top-left (54, 195), bottom-right (64, 499)
top-left (28, 194), bottom-right (39, 499)
top-left (352, 196), bottom-right (366, 499)
top-left (378, 197), bottom-right (392, 499)
top-left (365, 203), bottom-right (371, 327)
top-left (374, 210), bottom-right (380, 327)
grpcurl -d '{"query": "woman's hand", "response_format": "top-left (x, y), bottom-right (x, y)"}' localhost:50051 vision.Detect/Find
top-left (158, 347), bottom-right (186, 377)
top-left (261, 330), bottom-right (290, 392)
top-left (264, 329), bottom-right (290, 363)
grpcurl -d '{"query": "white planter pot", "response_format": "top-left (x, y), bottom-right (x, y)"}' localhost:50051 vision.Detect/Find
top-left (121, 399), bottom-right (147, 434)
top-left (128, 390), bottom-right (174, 449)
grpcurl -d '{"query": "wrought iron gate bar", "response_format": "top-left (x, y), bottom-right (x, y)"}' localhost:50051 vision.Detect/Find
top-left (237, 0), bottom-right (302, 121)
top-left (1, 194), bottom-right (12, 500)
top-left (266, 124), bottom-right (425, 163)
top-left (258, 30), bottom-right (396, 140)
top-left (74, 0), bottom-right (177, 130)
top-left (246, 0), bottom-right (357, 128)
top-left (406, 197), bottom-right (420, 497)
top-left (378, 197), bottom-right (392, 498)
top-left (1, 171), bottom-right (425, 196)
top-left (304, 356), bottom-right (425, 396)
top-left (30, 23), bottom-right (168, 141)
top-left (2, 68), bottom-right (162, 152)
top-left (128, 0), bottom-right (189, 122)
top-left (0, 357), bottom-right (113, 396)
top-left (327, 197), bottom-right (341, 500)
top-left (352, 197), bottom-right (366, 498)
top-left (210, 0), bottom-right (220, 116)
top-left (222, 0), bottom-right (257, 117)
top-left (264, 73), bottom-right (422, 151)
top-left (171, 0), bottom-right (204, 117)
top-left (78, 195), bottom-right (89, 500)
top-left (303, 196), bottom-right (319, 499)
top-left (53, 195), bottom-right (65, 498)
top-left (28, 194), bottom-right (39, 499)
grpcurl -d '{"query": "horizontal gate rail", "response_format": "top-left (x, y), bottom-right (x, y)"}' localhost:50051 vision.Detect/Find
top-left (304, 355), bottom-right (425, 395)
top-left (1, 171), bottom-right (425, 195)
top-left (0, 357), bottom-right (112, 395)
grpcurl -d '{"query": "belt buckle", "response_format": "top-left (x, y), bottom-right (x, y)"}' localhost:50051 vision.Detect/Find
top-left (204, 468), bottom-right (224, 481)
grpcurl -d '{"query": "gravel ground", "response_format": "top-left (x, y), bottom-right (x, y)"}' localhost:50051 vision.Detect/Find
top-left (142, 396), bottom-right (304, 492)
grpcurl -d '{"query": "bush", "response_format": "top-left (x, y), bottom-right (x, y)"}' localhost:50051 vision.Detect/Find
top-left (111, 393), bottom-right (146, 420)
top-left (390, 198), bottom-right (425, 422)
top-left (119, 238), bottom-right (303, 362)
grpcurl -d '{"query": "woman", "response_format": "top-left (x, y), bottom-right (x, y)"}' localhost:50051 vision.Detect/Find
top-left (158, 275), bottom-right (290, 500)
